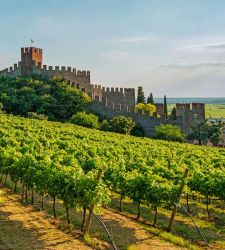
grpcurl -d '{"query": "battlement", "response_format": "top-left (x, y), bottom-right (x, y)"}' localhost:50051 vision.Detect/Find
top-left (33, 64), bottom-right (90, 78)
top-left (192, 103), bottom-right (205, 110)
top-left (176, 103), bottom-right (205, 113)
top-left (92, 84), bottom-right (102, 90)
top-left (0, 62), bottom-right (20, 73)
top-left (1, 46), bottom-right (136, 112)
top-left (21, 47), bottom-right (43, 55)
top-left (102, 87), bottom-right (135, 94)
top-left (176, 103), bottom-right (191, 109)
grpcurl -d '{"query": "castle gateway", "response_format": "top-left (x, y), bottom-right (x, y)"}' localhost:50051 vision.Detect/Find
top-left (0, 47), bottom-right (136, 112)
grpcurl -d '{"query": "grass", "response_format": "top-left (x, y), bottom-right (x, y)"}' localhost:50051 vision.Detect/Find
top-left (1, 176), bottom-right (225, 250)
top-left (1, 177), bottom-right (184, 250)
top-left (109, 193), bottom-right (225, 250)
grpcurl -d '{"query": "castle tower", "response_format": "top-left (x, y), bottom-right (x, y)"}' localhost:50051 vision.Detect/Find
top-left (21, 47), bottom-right (43, 75)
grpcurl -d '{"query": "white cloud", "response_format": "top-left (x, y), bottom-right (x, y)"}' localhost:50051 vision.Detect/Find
top-left (159, 60), bottom-right (225, 69)
top-left (180, 42), bottom-right (225, 51)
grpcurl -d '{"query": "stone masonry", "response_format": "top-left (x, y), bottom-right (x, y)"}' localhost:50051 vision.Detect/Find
top-left (0, 46), bottom-right (205, 136)
top-left (0, 47), bottom-right (136, 111)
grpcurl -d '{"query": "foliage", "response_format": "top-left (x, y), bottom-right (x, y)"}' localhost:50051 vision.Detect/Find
top-left (131, 123), bottom-right (145, 137)
top-left (134, 103), bottom-right (145, 113)
top-left (187, 121), bottom-right (223, 146)
top-left (102, 116), bottom-right (135, 135)
top-left (69, 112), bottom-right (99, 129)
top-left (134, 103), bottom-right (156, 115)
top-left (0, 102), bottom-right (4, 113)
top-left (147, 93), bottom-right (154, 104)
top-left (145, 103), bottom-right (157, 114)
top-left (171, 107), bottom-right (176, 120)
top-left (137, 86), bottom-right (145, 104)
top-left (0, 113), bottom-right (224, 236)
top-left (27, 112), bottom-right (48, 120)
top-left (164, 95), bottom-right (168, 119)
top-left (154, 124), bottom-right (184, 142)
top-left (0, 76), bottom-right (91, 121)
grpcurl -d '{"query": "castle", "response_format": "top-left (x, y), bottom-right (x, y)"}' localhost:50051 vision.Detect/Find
top-left (0, 47), bottom-right (205, 136)
top-left (0, 47), bottom-right (135, 111)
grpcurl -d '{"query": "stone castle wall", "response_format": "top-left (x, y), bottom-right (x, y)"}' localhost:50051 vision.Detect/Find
top-left (89, 102), bottom-right (181, 137)
top-left (0, 47), bottom-right (206, 136)
top-left (0, 60), bottom-right (136, 110)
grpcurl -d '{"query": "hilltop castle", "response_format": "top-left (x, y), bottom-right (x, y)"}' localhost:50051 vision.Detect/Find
top-left (0, 47), bottom-right (205, 136)
top-left (0, 47), bottom-right (135, 111)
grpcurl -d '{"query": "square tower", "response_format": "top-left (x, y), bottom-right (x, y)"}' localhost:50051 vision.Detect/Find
top-left (21, 47), bottom-right (43, 75)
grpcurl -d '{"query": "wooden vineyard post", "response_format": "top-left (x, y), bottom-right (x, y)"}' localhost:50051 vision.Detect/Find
top-left (84, 168), bottom-right (103, 236)
top-left (168, 168), bottom-right (189, 232)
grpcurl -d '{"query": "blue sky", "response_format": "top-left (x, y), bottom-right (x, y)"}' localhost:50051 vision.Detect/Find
top-left (1, 0), bottom-right (225, 97)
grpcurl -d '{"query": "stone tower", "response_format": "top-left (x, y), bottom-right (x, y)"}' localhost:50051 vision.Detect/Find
top-left (21, 47), bottom-right (43, 75)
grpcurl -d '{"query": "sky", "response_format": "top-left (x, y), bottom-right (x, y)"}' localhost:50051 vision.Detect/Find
top-left (1, 0), bottom-right (225, 97)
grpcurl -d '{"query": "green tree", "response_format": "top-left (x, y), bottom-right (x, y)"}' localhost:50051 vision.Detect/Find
top-left (131, 123), bottom-right (145, 137)
top-left (208, 124), bottom-right (222, 146)
top-left (154, 124), bottom-right (184, 142)
top-left (171, 107), bottom-right (176, 120)
top-left (164, 95), bottom-right (168, 119)
top-left (0, 102), bottom-right (4, 113)
top-left (69, 112), bottom-right (99, 129)
top-left (103, 116), bottom-right (135, 135)
top-left (145, 103), bottom-right (156, 114)
top-left (0, 76), bottom-right (91, 121)
top-left (147, 93), bottom-right (154, 104)
top-left (137, 86), bottom-right (145, 104)
top-left (134, 103), bottom-right (156, 115)
top-left (27, 112), bottom-right (48, 120)
top-left (187, 121), bottom-right (222, 146)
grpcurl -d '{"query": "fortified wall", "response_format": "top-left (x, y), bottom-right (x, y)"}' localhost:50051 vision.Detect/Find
top-left (0, 46), bottom-right (206, 136)
top-left (0, 47), bottom-right (136, 111)
top-left (90, 101), bottom-right (205, 136)
top-left (89, 101), bottom-right (181, 137)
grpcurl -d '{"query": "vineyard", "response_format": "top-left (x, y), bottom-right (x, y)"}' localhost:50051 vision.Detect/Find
top-left (0, 113), bottom-right (225, 249)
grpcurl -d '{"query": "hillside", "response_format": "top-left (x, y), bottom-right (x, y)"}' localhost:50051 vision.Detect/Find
top-left (0, 113), bottom-right (224, 249)
top-left (0, 77), bottom-right (90, 121)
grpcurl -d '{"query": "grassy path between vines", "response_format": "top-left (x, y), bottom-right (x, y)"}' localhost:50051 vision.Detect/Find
top-left (0, 187), bottom-right (186, 250)
top-left (0, 188), bottom-right (92, 250)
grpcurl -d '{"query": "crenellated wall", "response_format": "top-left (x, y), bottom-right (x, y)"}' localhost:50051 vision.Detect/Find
top-left (101, 87), bottom-right (135, 111)
top-left (0, 47), bottom-right (136, 110)
top-left (175, 103), bottom-right (205, 133)
top-left (89, 102), bottom-right (181, 137)
top-left (0, 46), bottom-right (206, 130)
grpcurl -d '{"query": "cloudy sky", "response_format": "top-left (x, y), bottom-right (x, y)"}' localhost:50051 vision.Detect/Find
top-left (1, 0), bottom-right (225, 97)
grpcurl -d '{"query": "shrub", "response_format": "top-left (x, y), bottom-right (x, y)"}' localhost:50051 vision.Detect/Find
top-left (103, 116), bottom-right (135, 135)
top-left (69, 112), bottom-right (99, 129)
top-left (154, 124), bottom-right (184, 142)
top-left (0, 76), bottom-right (91, 121)
top-left (27, 112), bottom-right (48, 120)
top-left (131, 123), bottom-right (145, 137)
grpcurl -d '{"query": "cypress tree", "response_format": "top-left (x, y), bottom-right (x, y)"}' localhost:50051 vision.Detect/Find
top-left (137, 86), bottom-right (145, 104)
top-left (171, 107), bottom-right (176, 120)
top-left (164, 95), bottom-right (168, 119)
top-left (147, 93), bottom-right (154, 104)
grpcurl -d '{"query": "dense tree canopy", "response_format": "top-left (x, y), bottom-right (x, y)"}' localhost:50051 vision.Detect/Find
top-left (134, 103), bottom-right (156, 115)
top-left (187, 121), bottom-right (223, 146)
top-left (0, 76), bottom-right (91, 121)
top-left (154, 124), bottom-right (184, 142)
top-left (69, 111), bottom-right (99, 129)
top-left (147, 92), bottom-right (154, 104)
top-left (137, 86), bottom-right (145, 104)
top-left (101, 116), bottom-right (135, 135)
